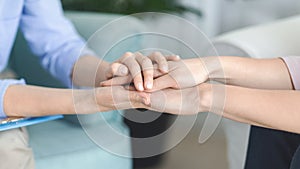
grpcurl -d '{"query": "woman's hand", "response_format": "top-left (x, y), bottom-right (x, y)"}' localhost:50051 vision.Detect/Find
top-left (72, 86), bottom-right (149, 114)
top-left (94, 86), bottom-right (149, 112)
top-left (141, 83), bottom-right (212, 115)
top-left (147, 59), bottom-right (208, 92)
top-left (101, 58), bottom-right (210, 92)
top-left (103, 52), bottom-right (180, 91)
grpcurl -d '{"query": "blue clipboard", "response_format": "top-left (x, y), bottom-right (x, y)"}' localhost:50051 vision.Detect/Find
top-left (0, 115), bottom-right (63, 131)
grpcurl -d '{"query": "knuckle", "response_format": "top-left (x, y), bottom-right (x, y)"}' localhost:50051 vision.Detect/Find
top-left (134, 52), bottom-right (143, 56)
top-left (111, 63), bottom-right (119, 72)
top-left (130, 64), bottom-right (141, 75)
top-left (141, 58), bottom-right (152, 68)
top-left (123, 57), bottom-right (136, 65)
top-left (152, 51), bottom-right (162, 56)
top-left (120, 52), bottom-right (133, 62)
top-left (124, 52), bottom-right (133, 57)
top-left (157, 56), bottom-right (167, 63)
top-left (144, 71), bottom-right (153, 77)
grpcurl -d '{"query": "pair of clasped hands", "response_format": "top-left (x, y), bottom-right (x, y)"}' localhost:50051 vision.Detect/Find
top-left (99, 51), bottom-right (210, 115)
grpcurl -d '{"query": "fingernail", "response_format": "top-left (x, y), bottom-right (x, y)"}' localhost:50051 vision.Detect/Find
top-left (175, 55), bottom-right (180, 59)
top-left (138, 83), bottom-right (144, 91)
top-left (146, 82), bottom-right (153, 89)
top-left (120, 67), bottom-right (128, 75)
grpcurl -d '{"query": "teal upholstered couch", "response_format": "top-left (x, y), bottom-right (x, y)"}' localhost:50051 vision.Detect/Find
top-left (9, 11), bottom-right (144, 169)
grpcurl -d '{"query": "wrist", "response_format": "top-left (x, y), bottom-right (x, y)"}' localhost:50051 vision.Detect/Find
top-left (201, 56), bottom-right (225, 83)
top-left (184, 58), bottom-right (209, 84)
top-left (198, 83), bottom-right (213, 112)
top-left (96, 61), bottom-right (110, 84)
top-left (95, 87), bottom-right (148, 112)
top-left (185, 57), bottom-right (225, 84)
top-left (72, 89), bottom-right (99, 114)
top-left (72, 56), bottom-right (110, 87)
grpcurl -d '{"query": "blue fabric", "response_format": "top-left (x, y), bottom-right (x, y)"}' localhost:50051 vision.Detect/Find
top-left (0, 1), bottom-right (134, 168)
top-left (0, 79), bottom-right (25, 118)
top-left (1, 1), bottom-right (138, 167)
top-left (0, 0), bottom-right (93, 116)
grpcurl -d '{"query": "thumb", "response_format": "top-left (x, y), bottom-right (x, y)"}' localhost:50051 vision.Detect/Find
top-left (106, 63), bottom-right (129, 79)
top-left (112, 63), bottom-right (129, 76)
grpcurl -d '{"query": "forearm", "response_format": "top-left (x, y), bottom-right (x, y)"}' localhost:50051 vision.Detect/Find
top-left (200, 84), bottom-right (300, 133)
top-left (72, 55), bottom-right (110, 87)
top-left (205, 56), bottom-right (293, 90)
top-left (4, 85), bottom-right (98, 117)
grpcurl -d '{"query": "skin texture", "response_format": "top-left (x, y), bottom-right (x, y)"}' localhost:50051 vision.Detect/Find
top-left (4, 85), bottom-right (148, 117)
top-left (3, 52), bottom-right (177, 117)
top-left (101, 58), bottom-right (207, 91)
top-left (103, 56), bottom-right (293, 90)
top-left (72, 52), bottom-right (180, 89)
top-left (106, 56), bottom-right (300, 134)
top-left (147, 56), bottom-right (293, 91)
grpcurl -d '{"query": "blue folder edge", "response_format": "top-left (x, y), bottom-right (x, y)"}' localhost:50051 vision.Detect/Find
top-left (0, 115), bottom-right (63, 131)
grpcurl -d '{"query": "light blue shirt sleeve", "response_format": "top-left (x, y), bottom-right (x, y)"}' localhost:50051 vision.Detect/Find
top-left (0, 79), bottom-right (26, 118)
top-left (19, 0), bottom-right (95, 88)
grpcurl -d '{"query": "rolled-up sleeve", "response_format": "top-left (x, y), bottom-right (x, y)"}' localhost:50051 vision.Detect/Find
top-left (0, 79), bottom-right (26, 118)
top-left (281, 56), bottom-right (300, 90)
top-left (20, 0), bottom-right (95, 88)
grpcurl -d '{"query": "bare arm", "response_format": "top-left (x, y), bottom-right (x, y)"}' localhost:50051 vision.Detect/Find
top-left (4, 85), bottom-right (85, 117)
top-left (187, 56), bottom-right (293, 90)
top-left (199, 83), bottom-right (300, 134)
top-left (4, 84), bottom-right (146, 117)
top-left (213, 57), bottom-right (293, 90)
top-left (146, 83), bottom-right (300, 134)
top-left (2, 51), bottom-right (175, 117)
top-left (121, 56), bottom-right (293, 92)
top-left (73, 52), bottom-right (180, 89)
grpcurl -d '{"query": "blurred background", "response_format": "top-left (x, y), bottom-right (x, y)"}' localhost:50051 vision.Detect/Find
top-left (62, 0), bottom-right (300, 37)
top-left (58, 1), bottom-right (300, 169)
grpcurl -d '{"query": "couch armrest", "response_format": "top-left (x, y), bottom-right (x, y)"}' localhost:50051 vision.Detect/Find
top-left (206, 15), bottom-right (300, 58)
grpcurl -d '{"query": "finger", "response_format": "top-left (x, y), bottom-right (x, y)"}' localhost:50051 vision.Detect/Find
top-left (165, 55), bottom-right (181, 61)
top-left (135, 52), bottom-right (154, 90)
top-left (153, 68), bottom-right (166, 78)
top-left (146, 74), bottom-right (176, 92)
top-left (106, 52), bottom-right (132, 79)
top-left (152, 64), bottom-right (166, 78)
top-left (100, 76), bottom-right (132, 87)
top-left (120, 54), bottom-right (144, 91)
top-left (148, 52), bottom-right (168, 73)
top-left (106, 63), bottom-right (129, 79)
top-left (111, 63), bottom-right (129, 76)
top-left (124, 85), bottom-right (136, 91)
top-left (117, 52), bottom-right (134, 62)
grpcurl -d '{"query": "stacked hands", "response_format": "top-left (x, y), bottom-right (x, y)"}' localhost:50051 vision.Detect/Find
top-left (97, 51), bottom-right (212, 115)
